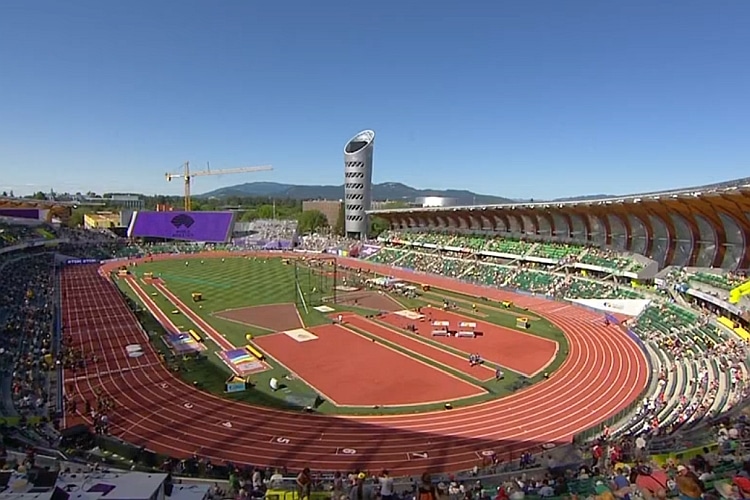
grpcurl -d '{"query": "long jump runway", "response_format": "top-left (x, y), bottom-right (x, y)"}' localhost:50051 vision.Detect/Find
top-left (61, 254), bottom-right (649, 475)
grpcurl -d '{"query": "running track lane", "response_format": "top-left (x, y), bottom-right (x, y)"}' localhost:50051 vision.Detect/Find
top-left (339, 313), bottom-right (498, 381)
top-left (122, 276), bottom-right (181, 334)
top-left (253, 324), bottom-right (487, 406)
top-left (62, 255), bottom-right (649, 474)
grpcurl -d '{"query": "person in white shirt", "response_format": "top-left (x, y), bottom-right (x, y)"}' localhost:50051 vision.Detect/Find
top-left (378, 470), bottom-right (394, 500)
top-left (538, 481), bottom-right (555, 497)
top-left (268, 470), bottom-right (284, 488)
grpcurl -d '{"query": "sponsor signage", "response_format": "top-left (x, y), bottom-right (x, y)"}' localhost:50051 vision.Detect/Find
top-left (65, 258), bottom-right (100, 265)
top-left (127, 211), bottom-right (236, 242)
top-left (359, 244), bottom-right (380, 257)
top-left (225, 381), bottom-right (246, 393)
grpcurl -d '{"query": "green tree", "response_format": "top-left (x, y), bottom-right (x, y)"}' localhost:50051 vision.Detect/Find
top-left (239, 210), bottom-right (258, 222)
top-left (369, 216), bottom-right (390, 238)
top-left (380, 201), bottom-right (411, 209)
top-left (256, 204), bottom-right (275, 219)
top-left (67, 207), bottom-right (89, 227)
top-left (297, 210), bottom-right (329, 234)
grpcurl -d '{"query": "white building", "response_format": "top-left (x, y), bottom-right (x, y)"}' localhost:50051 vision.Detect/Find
top-left (0, 469), bottom-right (209, 500)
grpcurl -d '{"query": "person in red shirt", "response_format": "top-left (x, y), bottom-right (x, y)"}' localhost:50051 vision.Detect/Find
top-left (494, 485), bottom-right (510, 500)
top-left (592, 443), bottom-right (604, 468)
top-left (732, 473), bottom-right (750, 498)
top-left (634, 466), bottom-right (670, 500)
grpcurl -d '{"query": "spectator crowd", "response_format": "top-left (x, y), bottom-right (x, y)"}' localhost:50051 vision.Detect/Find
top-left (2, 220), bottom-right (750, 500)
top-left (0, 252), bottom-right (55, 421)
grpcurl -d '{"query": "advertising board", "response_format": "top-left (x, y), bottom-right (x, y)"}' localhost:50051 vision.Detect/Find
top-left (127, 211), bottom-right (235, 242)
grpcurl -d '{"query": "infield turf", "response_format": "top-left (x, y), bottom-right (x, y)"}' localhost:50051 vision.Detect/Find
top-left (116, 256), bottom-right (568, 415)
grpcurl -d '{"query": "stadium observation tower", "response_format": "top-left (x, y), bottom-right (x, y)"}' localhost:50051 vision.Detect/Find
top-left (343, 129), bottom-right (375, 239)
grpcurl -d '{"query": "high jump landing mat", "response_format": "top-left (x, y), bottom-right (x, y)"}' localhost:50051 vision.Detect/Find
top-left (162, 332), bottom-right (207, 354)
top-left (217, 347), bottom-right (267, 377)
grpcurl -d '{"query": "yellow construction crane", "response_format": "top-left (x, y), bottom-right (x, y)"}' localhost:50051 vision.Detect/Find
top-left (165, 161), bottom-right (273, 211)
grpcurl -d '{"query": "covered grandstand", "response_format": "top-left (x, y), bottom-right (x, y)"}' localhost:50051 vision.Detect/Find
top-left (0, 196), bottom-right (73, 224)
top-left (231, 218), bottom-right (299, 248)
top-left (368, 176), bottom-right (750, 270)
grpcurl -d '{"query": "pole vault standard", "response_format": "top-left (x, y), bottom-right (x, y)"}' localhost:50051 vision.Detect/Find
top-left (293, 256), bottom-right (338, 310)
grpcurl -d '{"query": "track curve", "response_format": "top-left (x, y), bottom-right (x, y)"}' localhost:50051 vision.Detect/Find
top-left (61, 252), bottom-right (649, 475)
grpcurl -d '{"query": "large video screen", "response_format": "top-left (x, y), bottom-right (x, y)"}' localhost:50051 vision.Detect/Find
top-left (0, 208), bottom-right (41, 220)
top-left (127, 211), bottom-right (236, 242)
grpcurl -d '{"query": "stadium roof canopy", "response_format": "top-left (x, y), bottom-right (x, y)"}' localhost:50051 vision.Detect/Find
top-left (0, 196), bottom-right (78, 207)
top-left (0, 197), bottom-right (75, 222)
top-left (368, 176), bottom-right (750, 271)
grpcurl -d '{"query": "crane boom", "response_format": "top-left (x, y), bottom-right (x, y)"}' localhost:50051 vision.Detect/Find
top-left (165, 161), bottom-right (273, 211)
top-left (190, 165), bottom-right (273, 177)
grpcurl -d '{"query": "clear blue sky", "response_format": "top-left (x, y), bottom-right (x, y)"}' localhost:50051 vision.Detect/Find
top-left (1, 1), bottom-right (748, 199)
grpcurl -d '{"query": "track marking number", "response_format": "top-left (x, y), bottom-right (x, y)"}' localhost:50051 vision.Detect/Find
top-left (183, 403), bottom-right (194, 409)
top-left (336, 448), bottom-right (357, 455)
top-left (159, 383), bottom-right (169, 389)
top-left (272, 437), bottom-right (291, 444)
top-left (407, 452), bottom-right (429, 460)
top-left (475, 450), bottom-right (496, 459)
top-left (221, 421), bottom-right (233, 428)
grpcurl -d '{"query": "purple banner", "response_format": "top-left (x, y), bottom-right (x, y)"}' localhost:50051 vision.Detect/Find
top-left (0, 208), bottom-right (40, 219)
top-left (359, 244), bottom-right (381, 257)
top-left (127, 211), bottom-right (235, 242)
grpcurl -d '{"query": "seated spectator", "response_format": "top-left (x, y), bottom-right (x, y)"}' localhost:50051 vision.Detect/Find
top-left (633, 465), bottom-right (670, 500)
top-left (675, 465), bottom-right (703, 500)
top-left (0, 253), bottom-right (55, 421)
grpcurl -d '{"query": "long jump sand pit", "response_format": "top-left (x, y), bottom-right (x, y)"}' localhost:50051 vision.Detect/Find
top-left (253, 324), bottom-right (486, 406)
top-left (214, 304), bottom-right (303, 332)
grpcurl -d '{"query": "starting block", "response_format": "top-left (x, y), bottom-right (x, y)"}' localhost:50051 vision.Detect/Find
top-left (431, 330), bottom-right (450, 337)
top-left (456, 331), bottom-right (476, 338)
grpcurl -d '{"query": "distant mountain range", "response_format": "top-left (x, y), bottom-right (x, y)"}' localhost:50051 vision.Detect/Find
top-left (201, 182), bottom-right (514, 205)
top-left (201, 181), bottom-right (614, 205)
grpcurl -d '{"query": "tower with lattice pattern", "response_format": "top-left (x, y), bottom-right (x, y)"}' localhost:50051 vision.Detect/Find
top-left (343, 130), bottom-right (375, 239)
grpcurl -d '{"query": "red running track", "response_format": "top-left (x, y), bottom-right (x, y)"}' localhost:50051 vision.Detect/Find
top-left (253, 324), bottom-right (487, 406)
top-left (62, 252), bottom-right (649, 475)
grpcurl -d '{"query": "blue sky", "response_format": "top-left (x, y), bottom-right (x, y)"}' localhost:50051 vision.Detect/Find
top-left (1, 1), bottom-right (748, 199)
